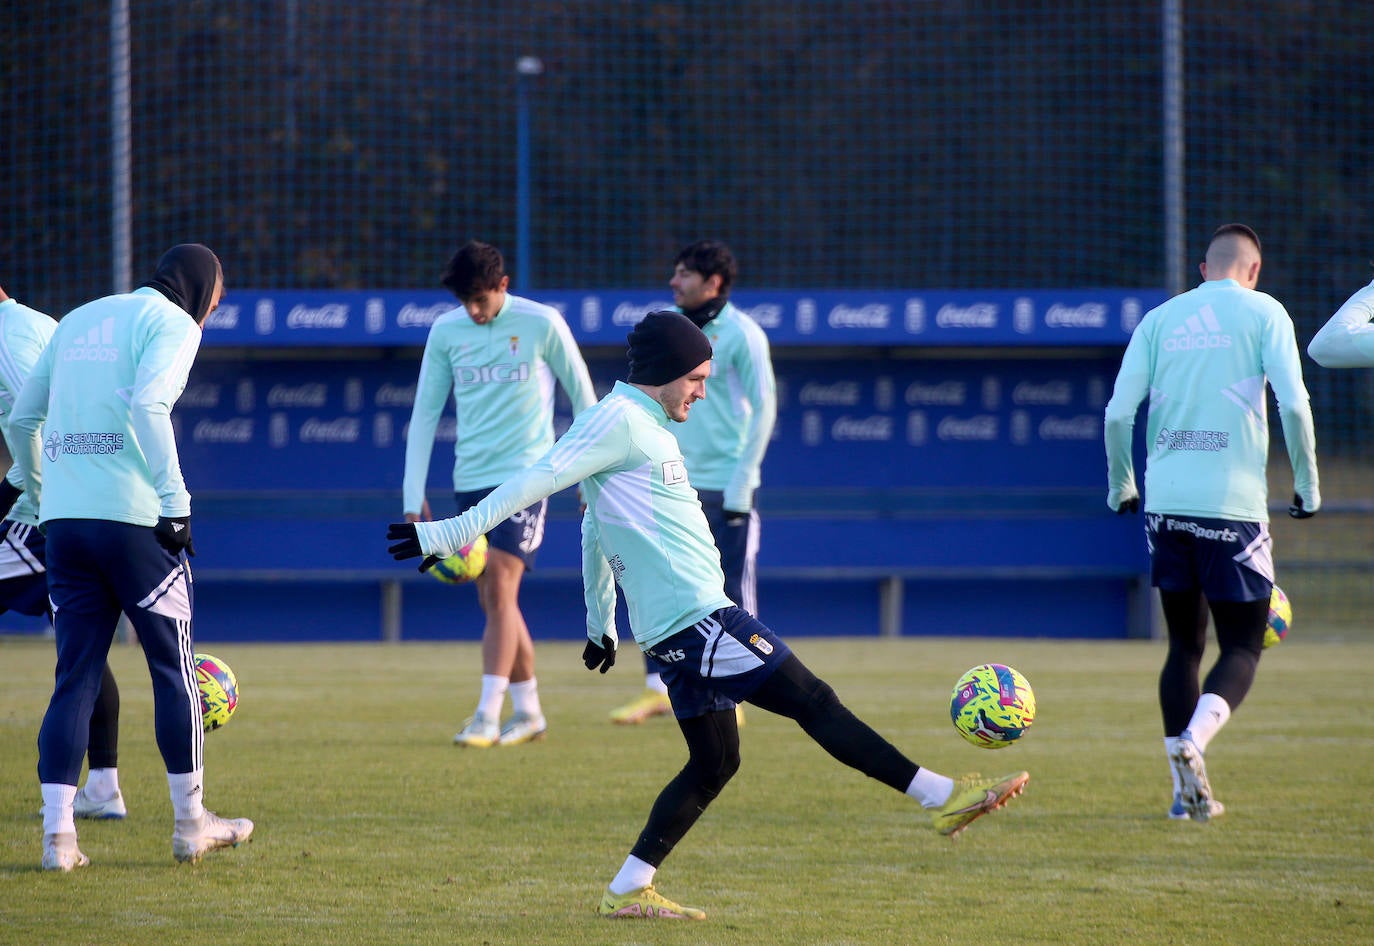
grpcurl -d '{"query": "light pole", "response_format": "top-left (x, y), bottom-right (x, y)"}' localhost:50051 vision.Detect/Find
top-left (515, 55), bottom-right (544, 291)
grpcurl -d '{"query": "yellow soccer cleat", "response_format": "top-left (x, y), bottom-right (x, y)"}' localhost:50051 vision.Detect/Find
top-left (453, 713), bottom-right (500, 748)
top-left (930, 771), bottom-right (1029, 838)
top-left (598, 884), bottom-right (706, 920)
top-left (609, 689), bottom-right (673, 725)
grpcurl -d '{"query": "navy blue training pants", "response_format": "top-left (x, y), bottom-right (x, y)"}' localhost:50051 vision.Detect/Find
top-left (37, 519), bottom-right (201, 785)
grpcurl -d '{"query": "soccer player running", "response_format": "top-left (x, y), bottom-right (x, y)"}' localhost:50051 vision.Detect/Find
top-left (1308, 260), bottom-right (1374, 368)
top-left (11, 245), bottom-right (253, 871)
top-left (0, 285), bottom-right (127, 821)
top-left (609, 239), bottom-right (777, 725)
top-left (1104, 224), bottom-right (1320, 822)
top-left (389, 311), bottom-right (1028, 920)
top-left (402, 240), bottom-right (596, 747)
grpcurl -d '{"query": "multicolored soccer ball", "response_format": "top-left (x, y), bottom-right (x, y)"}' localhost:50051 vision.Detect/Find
top-left (195, 653), bottom-right (238, 732)
top-left (1265, 584), bottom-right (1291, 649)
top-left (950, 663), bottom-right (1035, 749)
top-left (428, 534), bottom-right (489, 584)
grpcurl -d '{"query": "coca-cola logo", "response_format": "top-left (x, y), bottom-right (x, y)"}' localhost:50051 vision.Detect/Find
top-left (203, 305), bottom-right (240, 329)
top-left (375, 382), bottom-right (416, 407)
top-left (266, 383), bottom-right (328, 408)
top-left (937, 415), bottom-right (998, 441)
top-left (905, 381), bottom-right (967, 406)
top-left (828, 304), bottom-right (891, 329)
top-left (397, 302), bottom-right (455, 328)
top-left (798, 382), bottom-right (862, 406)
top-left (935, 303), bottom-right (998, 328)
top-left (299, 417), bottom-right (361, 443)
top-left (1039, 415), bottom-right (1100, 440)
top-left (178, 384), bottom-right (221, 408)
top-left (1012, 381), bottom-right (1073, 405)
top-left (613, 301), bottom-right (675, 326)
top-left (831, 416), bottom-right (893, 441)
top-left (1045, 303), bottom-right (1109, 328)
top-left (286, 304), bottom-right (349, 329)
top-left (740, 303), bottom-right (783, 328)
top-left (192, 418), bottom-right (253, 443)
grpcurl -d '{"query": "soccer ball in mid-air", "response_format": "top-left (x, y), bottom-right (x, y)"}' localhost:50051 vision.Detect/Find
top-left (429, 534), bottom-right (489, 584)
top-left (1265, 585), bottom-right (1291, 649)
top-left (950, 663), bottom-right (1035, 749)
top-left (195, 653), bottom-right (238, 732)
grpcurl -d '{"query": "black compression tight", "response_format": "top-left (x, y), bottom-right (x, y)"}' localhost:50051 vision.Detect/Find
top-left (629, 654), bottom-right (919, 866)
top-left (86, 662), bottom-right (121, 770)
top-left (1158, 589), bottom-right (1267, 736)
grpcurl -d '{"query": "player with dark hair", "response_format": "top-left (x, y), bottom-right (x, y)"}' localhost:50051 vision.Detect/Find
top-left (404, 239), bottom-right (596, 747)
top-left (609, 239), bottom-right (777, 725)
top-left (389, 310), bottom-right (1028, 920)
top-left (12, 244), bottom-right (254, 870)
top-left (1308, 259), bottom-right (1374, 368)
top-left (0, 285), bottom-right (127, 821)
top-left (1104, 223), bottom-right (1320, 822)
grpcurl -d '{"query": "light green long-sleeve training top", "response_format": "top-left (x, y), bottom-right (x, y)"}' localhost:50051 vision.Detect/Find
top-left (415, 381), bottom-right (733, 651)
top-left (10, 287), bottom-right (202, 525)
top-left (1104, 278), bottom-right (1319, 521)
top-left (1308, 278), bottom-right (1374, 369)
top-left (0, 297), bottom-right (58, 526)
top-left (401, 293), bottom-right (595, 512)
top-left (672, 301), bottom-right (776, 511)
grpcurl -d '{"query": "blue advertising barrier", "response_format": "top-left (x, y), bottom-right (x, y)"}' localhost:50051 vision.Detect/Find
top-left (201, 288), bottom-right (1167, 347)
top-left (163, 347), bottom-right (1151, 643)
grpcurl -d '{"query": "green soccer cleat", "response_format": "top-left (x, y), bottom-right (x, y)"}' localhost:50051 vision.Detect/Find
top-left (931, 771), bottom-right (1029, 838)
top-left (608, 689), bottom-right (673, 725)
top-left (597, 884), bottom-right (706, 920)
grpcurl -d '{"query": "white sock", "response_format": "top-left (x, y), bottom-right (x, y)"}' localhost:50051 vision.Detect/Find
top-left (1184, 693), bottom-right (1231, 752)
top-left (1163, 737), bottom-right (1182, 794)
top-left (168, 769), bottom-right (206, 822)
top-left (477, 674), bottom-right (509, 719)
top-left (84, 767), bottom-right (121, 801)
top-left (609, 854), bottom-right (656, 896)
top-left (906, 767), bottom-right (956, 809)
top-left (645, 672), bottom-right (668, 695)
top-left (41, 783), bottom-right (78, 835)
top-left (509, 678), bottom-right (542, 719)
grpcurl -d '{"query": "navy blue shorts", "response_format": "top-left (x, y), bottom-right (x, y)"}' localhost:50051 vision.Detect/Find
top-left (454, 488), bottom-right (547, 570)
top-left (0, 520), bottom-right (49, 617)
top-left (644, 606), bottom-right (793, 718)
top-left (1146, 513), bottom-right (1273, 602)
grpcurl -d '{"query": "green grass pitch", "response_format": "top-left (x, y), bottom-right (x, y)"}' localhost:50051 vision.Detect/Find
top-left (2, 633), bottom-right (1371, 945)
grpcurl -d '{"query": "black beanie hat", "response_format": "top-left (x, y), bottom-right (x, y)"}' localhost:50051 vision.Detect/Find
top-left (626, 310), bottom-right (713, 385)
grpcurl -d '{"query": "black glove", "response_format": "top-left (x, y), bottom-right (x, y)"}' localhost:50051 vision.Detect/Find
top-left (582, 634), bottom-right (616, 673)
top-left (724, 508), bottom-right (749, 525)
top-left (386, 521), bottom-right (439, 573)
top-left (0, 478), bottom-right (22, 517)
top-left (1115, 497), bottom-right (1139, 515)
top-left (154, 515), bottom-right (196, 557)
top-left (1288, 493), bottom-right (1316, 520)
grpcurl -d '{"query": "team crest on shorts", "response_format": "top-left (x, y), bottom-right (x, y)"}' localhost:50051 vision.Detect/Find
top-left (750, 633), bottom-right (773, 655)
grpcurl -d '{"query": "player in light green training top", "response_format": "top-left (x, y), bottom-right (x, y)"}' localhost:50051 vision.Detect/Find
top-left (1308, 260), bottom-right (1374, 368)
top-left (389, 310), bottom-right (1028, 921)
top-left (0, 285), bottom-right (126, 821)
top-left (1104, 223), bottom-right (1320, 823)
top-left (608, 240), bottom-right (778, 726)
top-left (402, 241), bottom-right (596, 748)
